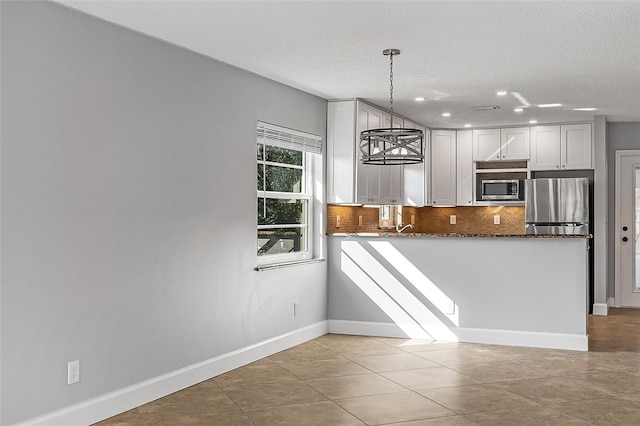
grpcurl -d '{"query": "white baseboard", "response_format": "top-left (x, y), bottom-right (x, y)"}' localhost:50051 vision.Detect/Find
top-left (593, 303), bottom-right (609, 316)
top-left (12, 321), bottom-right (329, 426)
top-left (608, 297), bottom-right (615, 307)
top-left (328, 320), bottom-right (588, 351)
top-left (328, 319), bottom-right (426, 339)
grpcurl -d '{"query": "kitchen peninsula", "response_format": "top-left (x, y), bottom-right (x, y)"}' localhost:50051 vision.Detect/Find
top-left (326, 206), bottom-right (590, 351)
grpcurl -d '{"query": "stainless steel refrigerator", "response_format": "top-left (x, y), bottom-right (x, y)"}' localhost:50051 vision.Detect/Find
top-left (525, 177), bottom-right (589, 235)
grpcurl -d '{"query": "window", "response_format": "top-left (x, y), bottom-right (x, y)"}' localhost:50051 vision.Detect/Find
top-left (257, 122), bottom-right (322, 264)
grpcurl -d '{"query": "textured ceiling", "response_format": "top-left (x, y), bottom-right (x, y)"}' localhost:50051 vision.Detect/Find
top-left (55, 0), bottom-right (640, 129)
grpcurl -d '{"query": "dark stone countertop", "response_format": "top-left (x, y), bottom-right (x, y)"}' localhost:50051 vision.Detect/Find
top-left (327, 232), bottom-right (592, 238)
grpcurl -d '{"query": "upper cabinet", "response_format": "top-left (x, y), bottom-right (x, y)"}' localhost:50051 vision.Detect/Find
top-left (431, 130), bottom-right (457, 206)
top-left (327, 99), bottom-right (414, 205)
top-left (561, 123), bottom-right (593, 170)
top-left (456, 130), bottom-right (473, 205)
top-left (530, 124), bottom-right (592, 170)
top-left (327, 100), bottom-right (357, 204)
top-left (357, 102), bottom-right (403, 204)
top-left (472, 129), bottom-right (500, 161)
top-left (473, 128), bottom-right (529, 161)
top-left (403, 119), bottom-right (430, 206)
top-left (501, 127), bottom-right (530, 160)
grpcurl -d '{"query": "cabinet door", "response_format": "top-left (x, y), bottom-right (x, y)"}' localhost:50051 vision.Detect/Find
top-left (379, 113), bottom-right (403, 203)
top-left (456, 130), bottom-right (473, 205)
top-left (327, 100), bottom-right (357, 203)
top-left (530, 126), bottom-right (561, 170)
top-left (356, 103), bottom-right (385, 203)
top-left (501, 127), bottom-right (530, 160)
top-left (561, 123), bottom-right (592, 169)
top-left (381, 165), bottom-right (403, 204)
top-left (431, 130), bottom-right (457, 206)
top-left (403, 121), bottom-right (429, 206)
top-left (472, 128), bottom-right (501, 161)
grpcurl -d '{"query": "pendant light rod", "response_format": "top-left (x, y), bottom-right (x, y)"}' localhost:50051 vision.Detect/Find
top-left (383, 49), bottom-right (400, 127)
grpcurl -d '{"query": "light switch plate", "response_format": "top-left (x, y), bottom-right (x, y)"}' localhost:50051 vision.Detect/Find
top-left (494, 214), bottom-right (501, 225)
top-left (450, 215), bottom-right (456, 225)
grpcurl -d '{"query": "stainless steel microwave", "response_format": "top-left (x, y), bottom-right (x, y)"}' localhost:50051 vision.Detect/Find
top-left (482, 179), bottom-right (520, 200)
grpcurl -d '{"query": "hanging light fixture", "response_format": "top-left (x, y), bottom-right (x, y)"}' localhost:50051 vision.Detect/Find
top-left (360, 49), bottom-right (424, 165)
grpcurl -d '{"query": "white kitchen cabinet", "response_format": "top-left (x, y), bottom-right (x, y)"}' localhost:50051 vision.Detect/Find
top-left (501, 127), bottom-right (530, 160)
top-left (357, 102), bottom-right (403, 204)
top-left (473, 127), bottom-right (529, 161)
top-left (530, 124), bottom-right (592, 170)
top-left (530, 126), bottom-right (560, 170)
top-left (327, 100), bottom-right (357, 204)
top-left (403, 120), bottom-right (430, 206)
top-left (561, 123), bottom-right (592, 169)
top-left (431, 130), bottom-right (457, 206)
top-left (472, 128), bottom-right (501, 161)
top-left (456, 130), bottom-right (473, 205)
top-left (326, 99), bottom-right (404, 205)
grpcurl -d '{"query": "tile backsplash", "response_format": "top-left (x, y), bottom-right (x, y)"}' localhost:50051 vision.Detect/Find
top-left (327, 204), bottom-right (525, 235)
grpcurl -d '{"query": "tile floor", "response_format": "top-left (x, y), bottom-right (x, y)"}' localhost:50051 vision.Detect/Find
top-left (96, 309), bottom-right (640, 425)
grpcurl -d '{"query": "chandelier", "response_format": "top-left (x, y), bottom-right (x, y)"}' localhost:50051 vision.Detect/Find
top-left (360, 49), bottom-right (424, 165)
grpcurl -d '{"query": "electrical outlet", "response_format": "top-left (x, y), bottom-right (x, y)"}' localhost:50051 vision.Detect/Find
top-left (494, 214), bottom-right (501, 225)
top-left (450, 215), bottom-right (456, 225)
top-left (446, 301), bottom-right (456, 315)
top-left (336, 215), bottom-right (341, 228)
top-left (293, 302), bottom-right (300, 317)
top-left (358, 215), bottom-right (363, 226)
top-left (411, 214), bottom-right (415, 225)
top-left (68, 360), bottom-right (80, 385)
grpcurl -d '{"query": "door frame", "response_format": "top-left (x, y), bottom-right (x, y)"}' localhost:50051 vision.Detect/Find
top-left (614, 149), bottom-right (640, 307)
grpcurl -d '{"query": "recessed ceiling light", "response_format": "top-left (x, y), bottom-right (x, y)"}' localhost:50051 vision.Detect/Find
top-left (464, 124), bottom-right (472, 128)
top-left (573, 107), bottom-right (597, 111)
top-left (415, 97), bottom-right (426, 102)
top-left (537, 103), bottom-right (563, 108)
top-left (529, 120), bottom-right (538, 124)
top-left (442, 112), bottom-right (451, 117)
top-left (514, 108), bottom-right (524, 113)
top-left (496, 91), bottom-right (508, 96)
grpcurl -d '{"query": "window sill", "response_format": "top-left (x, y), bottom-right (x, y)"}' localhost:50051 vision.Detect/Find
top-left (254, 258), bottom-right (326, 271)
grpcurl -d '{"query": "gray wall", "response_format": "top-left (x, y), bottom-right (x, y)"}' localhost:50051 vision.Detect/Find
top-left (1, 2), bottom-right (327, 424)
top-left (606, 123), bottom-right (640, 298)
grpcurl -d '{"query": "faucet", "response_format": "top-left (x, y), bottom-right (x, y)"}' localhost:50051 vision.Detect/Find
top-left (396, 223), bottom-right (414, 233)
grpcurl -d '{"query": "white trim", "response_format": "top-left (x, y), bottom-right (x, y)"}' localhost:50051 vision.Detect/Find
top-left (593, 303), bottom-right (609, 316)
top-left (328, 319), bottom-right (426, 339)
top-left (328, 320), bottom-right (587, 351)
top-left (10, 322), bottom-right (329, 426)
top-left (614, 150), bottom-right (640, 308)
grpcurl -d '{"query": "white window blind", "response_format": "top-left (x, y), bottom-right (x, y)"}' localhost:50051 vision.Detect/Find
top-left (257, 121), bottom-right (322, 153)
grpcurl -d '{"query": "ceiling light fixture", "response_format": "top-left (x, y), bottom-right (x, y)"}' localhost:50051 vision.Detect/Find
top-left (442, 112), bottom-right (451, 117)
top-left (464, 124), bottom-right (472, 128)
top-left (514, 108), bottom-right (524, 113)
top-left (529, 120), bottom-right (538, 124)
top-left (360, 49), bottom-right (424, 165)
top-left (496, 91), bottom-right (508, 96)
top-left (573, 107), bottom-right (597, 111)
top-left (538, 103), bottom-right (563, 108)
top-left (415, 97), bottom-right (426, 102)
